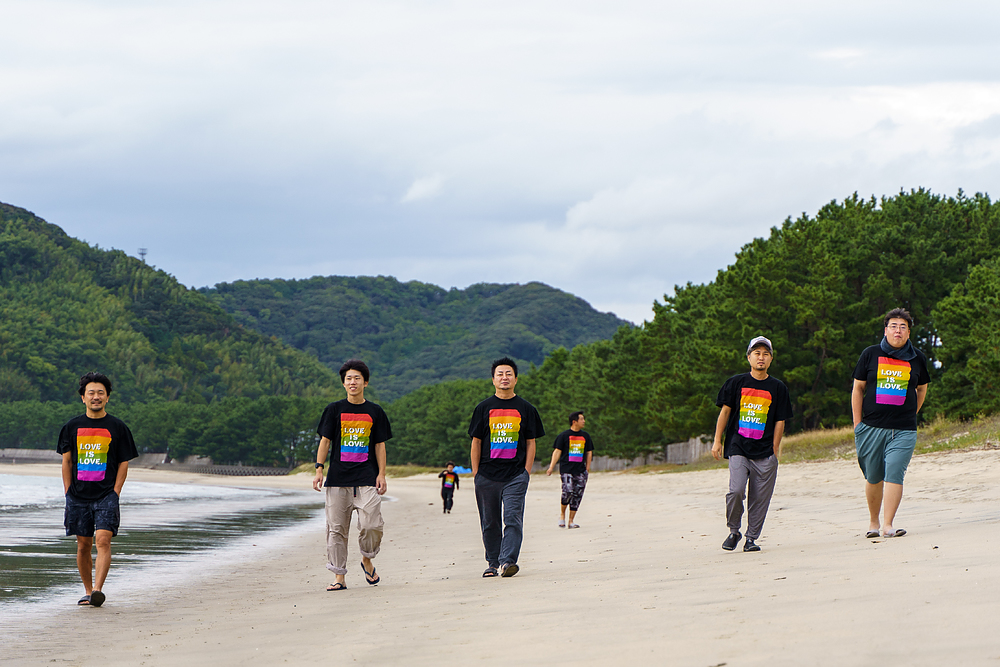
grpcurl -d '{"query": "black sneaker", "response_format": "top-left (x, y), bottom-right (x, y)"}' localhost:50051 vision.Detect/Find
top-left (743, 537), bottom-right (761, 552)
top-left (722, 532), bottom-right (741, 551)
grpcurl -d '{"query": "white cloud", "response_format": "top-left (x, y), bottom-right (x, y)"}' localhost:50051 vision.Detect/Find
top-left (401, 174), bottom-right (445, 203)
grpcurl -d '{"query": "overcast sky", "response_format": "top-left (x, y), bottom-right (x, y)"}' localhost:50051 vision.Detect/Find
top-left (4, 1), bottom-right (1000, 323)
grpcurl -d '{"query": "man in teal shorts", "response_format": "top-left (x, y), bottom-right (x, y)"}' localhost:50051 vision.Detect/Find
top-left (851, 308), bottom-right (930, 539)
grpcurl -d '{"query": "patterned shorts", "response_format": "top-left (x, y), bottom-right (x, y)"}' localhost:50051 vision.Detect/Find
top-left (560, 471), bottom-right (589, 511)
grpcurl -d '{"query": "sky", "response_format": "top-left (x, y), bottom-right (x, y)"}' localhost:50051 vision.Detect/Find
top-left (3, 1), bottom-right (1000, 323)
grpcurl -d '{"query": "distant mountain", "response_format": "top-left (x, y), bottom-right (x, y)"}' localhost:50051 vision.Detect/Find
top-left (201, 276), bottom-right (631, 400)
top-left (0, 203), bottom-right (339, 404)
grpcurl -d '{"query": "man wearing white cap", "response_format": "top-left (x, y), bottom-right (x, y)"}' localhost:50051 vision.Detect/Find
top-left (711, 336), bottom-right (793, 552)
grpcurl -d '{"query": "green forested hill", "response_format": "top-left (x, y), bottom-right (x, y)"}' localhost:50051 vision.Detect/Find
top-left (0, 202), bottom-right (340, 405)
top-left (200, 277), bottom-right (630, 400)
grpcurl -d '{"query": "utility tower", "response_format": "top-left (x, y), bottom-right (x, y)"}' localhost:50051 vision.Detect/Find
top-left (138, 248), bottom-right (147, 264)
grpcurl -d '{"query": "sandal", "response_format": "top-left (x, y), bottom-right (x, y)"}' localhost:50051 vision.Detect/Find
top-left (327, 582), bottom-right (347, 591)
top-left (482, 567), bottom-right (498, 578)
top-left (361, 561), bottom-right (380, 585)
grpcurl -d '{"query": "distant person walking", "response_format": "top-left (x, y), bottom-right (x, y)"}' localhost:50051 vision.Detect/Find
top-left (469, 356), bottom-right (544, 578)
top-left (57, 371), bottom-right (138, 607)
top-left (852, 308), bottom-right (930, 539)
top-left (313, 359), bottom-right (392, 590)
top-left (439, 461), bottom-right (460, 513)
top-left (546, 411), bottom-right (594, 528)
top-left (712, 337), bottom-right (793, 552)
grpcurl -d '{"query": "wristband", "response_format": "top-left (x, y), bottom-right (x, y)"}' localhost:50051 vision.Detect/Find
top-left (315, 463), bottom-right (325, 469)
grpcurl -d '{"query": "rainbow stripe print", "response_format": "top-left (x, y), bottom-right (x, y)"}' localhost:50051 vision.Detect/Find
top-left (737, 388), bottom-right (772, 440)
top-left (876, 357), bottom-right (910, 405)
top-left (489, 409), bottom-right (521, 459)
top-left (443, 474), bottom-right (455, 488)
top-left (340, 413), bottom-right (373, 463)
top-left (76, 427), bottom-right (112, 482)
top-left (568, 436), bottom-right (586, 462)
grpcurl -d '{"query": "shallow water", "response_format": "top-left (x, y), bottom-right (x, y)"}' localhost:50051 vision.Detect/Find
top-left (0, 474), bottom-right (325, 608)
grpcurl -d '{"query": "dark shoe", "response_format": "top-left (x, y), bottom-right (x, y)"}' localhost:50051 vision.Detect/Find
top-left (326, 582), bottom-right (347, 591)
top-left (722, 532), bottom-right (741, 551)
top-left (743, 537), bottom-right (761, 552)
top-left (500, 563), bottom-right (519, 578)
top-left (77, 595), bottom-right (91, 606)
top-left (865, 530), bottom-right (880, 539)
top-left (361, 561), bottom-right (380, 585)
top-left (482, 567), bottom-right (499, 578)
top-left (89, 590), bottom-right (106, 607)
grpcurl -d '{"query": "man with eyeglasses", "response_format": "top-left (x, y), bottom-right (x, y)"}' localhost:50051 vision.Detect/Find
top-left (851, 308), bottom-right (930, 539)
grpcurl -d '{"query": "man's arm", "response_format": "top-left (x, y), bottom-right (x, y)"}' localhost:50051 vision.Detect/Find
top-left (712, 406), bottom-right (731, 461)
top-left (525, 439), bottom-right (536, 474)
top-left (585, 450), bottom-right (592, 473)
top-left (470, 437), bottom-right (481, 476)
top-left (915, 383), bottom-right (928, 412)
top-left (546, 448), bottom-right (560, 476)
top-left (113, 461), bottom-right (129, 495)
top-left (374, 441), bottom-right (387, 495)
top-left (62, 452), bottom-right (72, 494)
top-left (773, 421), bottom-right (785, 461)
top-left (312, 436), bottom-right (331, 491)
top-left (851, 380), bottom-right (867, 427)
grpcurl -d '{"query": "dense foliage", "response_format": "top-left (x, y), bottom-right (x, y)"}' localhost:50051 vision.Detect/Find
top-left (200, 276), bottom-right (629, 401)
top-left (0, 203), bottom-right (340, 404)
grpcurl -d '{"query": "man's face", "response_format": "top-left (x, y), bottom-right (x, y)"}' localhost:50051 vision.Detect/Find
top-left (81, 382), bottom-right (109, 413)
top-left (573, 414), bottom-right (586, 429)
top-left (884, 318), bottom-right (911, 348)
top-left (492, 365), bottom-right (517, 392)
top-left (747, 346), bottom-right (773, 372)
top-left (343, 369), bottom-right (368, 397)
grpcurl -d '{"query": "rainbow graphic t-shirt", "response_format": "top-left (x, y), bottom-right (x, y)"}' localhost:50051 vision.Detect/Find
top-left (443, 473), bottom-right (456, 488)
top-left (488, 409), bottom-right (521, 459)
top-left (876, 357), bottom-right (910, 406)
top-left (568, 435), bottom-right (586, 462)
top-left (76, 428), bottom-right (112, 482)
top-left (340, 413), bottom-right (373, 463)
top-left (737, 388), bottom-right (773, 440)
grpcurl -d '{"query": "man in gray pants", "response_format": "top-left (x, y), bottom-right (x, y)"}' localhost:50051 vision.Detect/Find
top-left (711, 336), bottom-right (794, 552)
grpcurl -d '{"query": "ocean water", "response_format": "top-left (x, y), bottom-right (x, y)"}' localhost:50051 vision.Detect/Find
top-left (0, 473), bottom-right (326, 614)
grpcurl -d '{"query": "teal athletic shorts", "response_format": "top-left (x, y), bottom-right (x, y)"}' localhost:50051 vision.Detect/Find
top-left (854, 422), bottom-right (917, 485)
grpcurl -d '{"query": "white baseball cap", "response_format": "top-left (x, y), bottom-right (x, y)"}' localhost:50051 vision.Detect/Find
top-left (747, 336), bottom-right (773, 355)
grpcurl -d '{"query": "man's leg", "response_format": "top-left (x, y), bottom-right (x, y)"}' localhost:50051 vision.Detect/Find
top-left (568, 472), bottom-right (587, 524)
top-left (499, 469), bottom-right (530, 567)
top-left (76, 536), bottom-right (94, 594)
top-left (882, 430), bottom-right (917, 534)
top-left (559, 473), bottom-right (572, 525)
top-left (475, 475), bottom-right (503, 568)
top-left (865, 481), bottom-right (884, 531)
top-left (745, 456), bottom-right (778, 540)
top-left (882, 483), bottom-right (903, 530)
top-left (325, 487), bottom-right (352, 586)
top-left (355, 487), bottom-right (384, 580)
top-left (855, 423), bottom-right (887, 533)
top-left (726, 455), bottom-right (751, 534)
top-left (93, 530), bottom-right (113, 592)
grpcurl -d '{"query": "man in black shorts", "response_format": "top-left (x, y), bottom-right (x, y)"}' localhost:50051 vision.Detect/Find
top-left (58, 372), bottom-right (138, 607)
top-left (546, 411), bottom-right (594, 528)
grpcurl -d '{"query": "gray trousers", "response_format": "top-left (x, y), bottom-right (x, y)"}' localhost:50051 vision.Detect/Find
top-left (474, 469), bottom-right (530, 568)
top-left (726, 454), bottom-right (778, 540)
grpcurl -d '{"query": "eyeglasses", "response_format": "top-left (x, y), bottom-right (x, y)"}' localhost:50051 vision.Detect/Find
top-left (886, 324), bottom-right (909, 332)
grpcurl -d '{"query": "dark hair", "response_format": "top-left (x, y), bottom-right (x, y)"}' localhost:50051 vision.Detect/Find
top-left (78, 371), bottom-right (112, 396)
top-left (491, 356), bottom-right (518, 377)
top-left (883, 308), bottom-right (914, 329)
top-left (568, 411), bottom-right (584, 426)
top-left (339, 359), bottom-right (370, 383)
top-left (446, 461), bottom-right (455, 467)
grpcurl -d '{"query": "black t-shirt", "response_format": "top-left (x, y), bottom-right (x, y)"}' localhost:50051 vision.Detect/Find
top-left (57, 413), bottom-right (138, 502)
top-left (553, 429), bottom-right (594, 475)
top-left (468, 394), bottom-right (544, 482)
top-left (852, 345), bottom-right (931, 431)
top-left (716, 373), bottom-right (794, 459)
top-left (317, 399), bottom-right (392, 487)
top-left (439, 470), bottom-right (459, 491)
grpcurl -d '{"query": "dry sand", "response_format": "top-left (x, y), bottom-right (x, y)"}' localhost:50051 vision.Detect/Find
top-left (3, 450), bottom-right (1000, 666)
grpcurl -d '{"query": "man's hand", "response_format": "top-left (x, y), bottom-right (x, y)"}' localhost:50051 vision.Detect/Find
top-left (711, 442), bottom-right (723, 461)
top-left (546, 465), bottom-right (554, 476)
top-left (312, 469), bottom-right (324, 491)
top-left (376, 474), bottom-right (387, 495)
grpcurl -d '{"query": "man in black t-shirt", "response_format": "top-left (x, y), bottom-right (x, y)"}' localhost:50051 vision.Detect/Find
top-left (312, 359), bottom-right (392, 591)
top-left (545, 411), bottom-right (594, 528)
top-left (438, 461), bottom-right (460, 513)
top-left (851, 308), bottom-right (930, 539)
top-left (712, 336), bottom-right (793, 553)
top-left (469, 356), bottom-right (544, 578)
top-left (57, 372), bottom-right (138, 608)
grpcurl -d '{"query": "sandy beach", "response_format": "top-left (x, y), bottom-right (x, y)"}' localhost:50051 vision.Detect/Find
top-left (3, 450), bottom-right (1000, 666)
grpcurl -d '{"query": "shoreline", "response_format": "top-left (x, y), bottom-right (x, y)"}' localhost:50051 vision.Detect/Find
top-left (4, 451), bottom-right (1000, 665)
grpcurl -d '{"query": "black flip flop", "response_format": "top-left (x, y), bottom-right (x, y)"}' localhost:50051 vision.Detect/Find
top-left (500, 563), bottom-right (519, 578)
top-left (482, 567), bottom-right (498, 578)
top-left (361, 561), bottom-right (380, 585)
top-left (89, 591), bottom-right (105, 607)
top-left (78, 595), bottom-right (91, 606)
top-left (865, 530), bottom-right (880, 539)
top-left (326, 582), bottom-right (347, 591)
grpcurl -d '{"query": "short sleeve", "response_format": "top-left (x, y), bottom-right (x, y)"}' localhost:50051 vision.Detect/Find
top-left (530, 406), bottom-right (545, 439)
top-left (716, 376), bottom-right (737, 408)
top-left (373, 407), bottom-right (393, 443)
top-left (468, 403), bottom-right (487, 439)
top-left (585, 434), bottom-right (594, 452)
top-left (852, 348), bottom-right (871, 382)
top-left (552, 432), bottom-right (567, 451)
top-left (119, 423), bottom-right (138, 461)
top-left (56, 423), bottom-right (72, 455)
top-left (917, 354), bottom-right (931, 385)
top-left (317, 404), bottom-right (338, 440)
top-left (776, 384), bottom-right (794, 422)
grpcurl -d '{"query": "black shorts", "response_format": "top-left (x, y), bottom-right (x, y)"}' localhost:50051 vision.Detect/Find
top-left (65, 491), bottom-right (121, 537)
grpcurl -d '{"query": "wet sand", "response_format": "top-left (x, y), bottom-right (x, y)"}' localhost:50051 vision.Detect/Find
top-left (3, 450), bottom-right (1000, 666)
